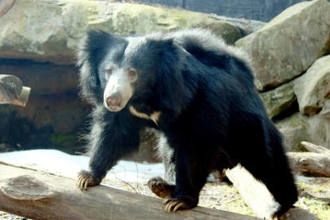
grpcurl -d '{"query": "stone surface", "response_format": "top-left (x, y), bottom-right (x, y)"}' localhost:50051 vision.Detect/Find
top-left (236, 0), bottom-right (330, 91)
top-left (0, 0), bottom-right (242, 64)
top-left (260, 81), bottom-right (296, 118)
top-left (208, 15), bottom-right (265, 36)
top-left (306, 111), bottom-right (330, 149)
top-left (138, 0), bottom-right (309, 22)
top-left (276, 110), bottom-right (330, 151)
top-left (294, 55), bottom-right (330, 116)
top-left (0, 0), bottom-right (328, 159)
top-left (275, 113), bottom-right (310, 152)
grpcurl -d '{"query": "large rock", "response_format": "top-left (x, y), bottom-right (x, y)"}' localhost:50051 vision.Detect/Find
top-left (139, 0), bottom-right (309, 22)
top-left (275, 104), bottom-right (330, 151)
top-left (275, 113), bottom-right (310, 151)
top-left (0, 0), bottom-right (242, 64)
top-left (260, 81), bottom-right (296, 118)
top-left (236, 0), bottom-right (330, 91)
top-left (294, 55), bottom-right (330, 116)
top-left (306, 102), bottom-right (330, 148)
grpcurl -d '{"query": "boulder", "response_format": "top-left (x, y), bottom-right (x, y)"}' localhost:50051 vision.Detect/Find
top-left (306, 103), bottom-right (330, 148)
top-left (260, 81), bottom-right (296, 118)
top-left (275, 113), bottom-right (310, 152)
top-left (0, 0), bottom-right (242, 64)
top-left (275, 107), bottom-right (330, 151)
top-left (139, 0), bottom-right (311, 22)
top-left (236, 0), bottom-right (330, 91)
top-left (294, 55), bottom-right (330, 116)
top-left (208, 15), bottom-right (265, 35)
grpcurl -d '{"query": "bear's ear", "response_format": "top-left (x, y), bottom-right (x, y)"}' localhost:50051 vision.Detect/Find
top-left (152, 39), bottom-right (190, 115)
top-left (77, 30), bottom-right (126, 104)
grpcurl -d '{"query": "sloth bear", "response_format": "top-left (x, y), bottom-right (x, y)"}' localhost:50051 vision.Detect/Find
top-left (76, 29), bottom-right (297, 217)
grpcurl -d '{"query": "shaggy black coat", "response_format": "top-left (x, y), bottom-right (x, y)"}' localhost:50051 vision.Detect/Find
top-left (77, 29), bottom-right (297, 216)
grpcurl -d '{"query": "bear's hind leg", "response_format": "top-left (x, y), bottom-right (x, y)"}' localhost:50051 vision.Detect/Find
top-left (161, 147), bottom-right (210, 213)
top-left (238, 123), bottom-right (298, 218)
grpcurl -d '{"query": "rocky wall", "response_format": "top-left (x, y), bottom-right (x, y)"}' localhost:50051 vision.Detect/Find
top-left (0, 0), bottom-right (329, 158)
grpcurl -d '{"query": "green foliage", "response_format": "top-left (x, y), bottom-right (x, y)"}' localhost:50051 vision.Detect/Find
top-left (50, 133), bottom-right (77, 154)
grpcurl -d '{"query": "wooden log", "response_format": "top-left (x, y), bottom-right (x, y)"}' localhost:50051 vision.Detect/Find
top-left (0, 74), bottom-right (30, 106)
top-left (300, 141), bottom-right (330, 154)
top-left (0, 0), bottom-right (15, 17)
top-left (287, 141), bottom-right (330, 177)
top-left (287, 152), bottom-right (330, 177)
top-left (0, 162), bottom-right (258, 220)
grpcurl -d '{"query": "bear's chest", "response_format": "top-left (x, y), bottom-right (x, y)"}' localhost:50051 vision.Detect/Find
top-left (129, 105), bottom-right (161, 126)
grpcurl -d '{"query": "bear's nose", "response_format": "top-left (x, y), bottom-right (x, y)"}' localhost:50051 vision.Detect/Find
top-left (105, 93), bottom-right (122, 109)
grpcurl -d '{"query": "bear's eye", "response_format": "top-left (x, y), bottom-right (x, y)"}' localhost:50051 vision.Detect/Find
top-left (104, 68), bottom-right (113, 80)
top-left (127, 69), bottom-right (137, 82)
top-left (105, 68), bottom-right (113, 75)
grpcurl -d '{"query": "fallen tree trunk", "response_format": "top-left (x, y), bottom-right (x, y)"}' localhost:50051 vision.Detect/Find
top-left (0, 0), bottom-right (15, 17)
top-left (0, 162), bottom-right (257, 220)
top-left (288, 151), bottom-right (330, 177)
top-left (287, 142), bottom-right (330, 177)
top-left (300, 141), bottom-right (330, 154)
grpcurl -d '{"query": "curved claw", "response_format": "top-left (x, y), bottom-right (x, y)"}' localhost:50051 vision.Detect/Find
top-left (77, 174), bottom-right (88, 191)
top-left (173, 202), bottom-right (187, 212)
top-left (76, 170), bottom-right (101, 191)
top-left (162, 198), bottom-right (189, 213)
top-left (163, 198), bottom-right (169, 205)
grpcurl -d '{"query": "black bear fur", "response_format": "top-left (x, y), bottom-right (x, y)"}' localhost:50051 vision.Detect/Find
top-left (77, 29), bottom-right (297, 217)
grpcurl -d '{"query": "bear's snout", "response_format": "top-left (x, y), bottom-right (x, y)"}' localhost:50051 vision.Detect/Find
top-left (105, 93), bottom-right (123, 111)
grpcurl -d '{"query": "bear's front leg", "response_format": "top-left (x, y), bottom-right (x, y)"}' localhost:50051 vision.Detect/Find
top-left (77, 170), bottom-right (102, 190)
top-left (77, 106), bottom-right (142, 191)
